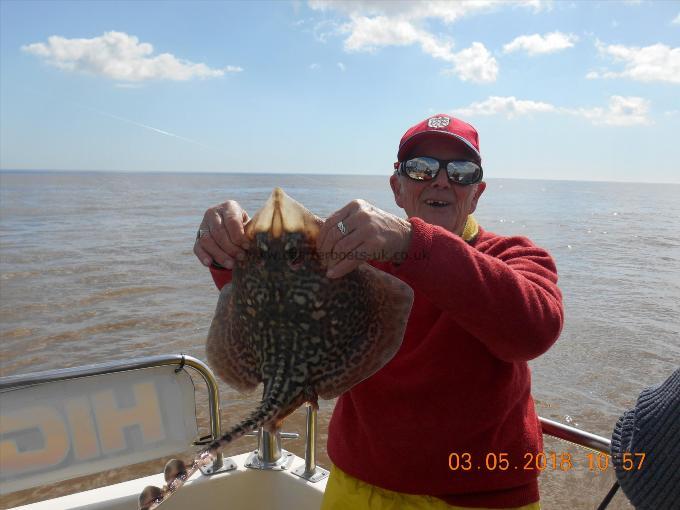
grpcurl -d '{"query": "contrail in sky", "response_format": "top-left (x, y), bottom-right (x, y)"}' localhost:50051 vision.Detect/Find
top-left (82, 106), bottom-right (212, 150)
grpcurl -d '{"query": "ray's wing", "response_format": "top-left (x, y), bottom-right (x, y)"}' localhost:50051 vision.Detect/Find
top-left (313, 264), bottom-right (413, 400)
top-left (206, 283), bottom-right (261, 392)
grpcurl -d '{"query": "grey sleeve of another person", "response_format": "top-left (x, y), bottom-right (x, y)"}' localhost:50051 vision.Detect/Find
top-left (610, 368), bottom-right (680, 510)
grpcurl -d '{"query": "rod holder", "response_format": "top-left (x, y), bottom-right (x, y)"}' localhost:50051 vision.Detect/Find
top-left (245, 426), bottom-right (295, 471)
top-left (259, 427), bottom-right (283, 464)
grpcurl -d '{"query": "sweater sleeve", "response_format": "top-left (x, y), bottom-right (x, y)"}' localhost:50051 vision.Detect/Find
top-left (209, 265), bottom-right (232, 290)
top-left (392, 217), bottom-right (563, 362)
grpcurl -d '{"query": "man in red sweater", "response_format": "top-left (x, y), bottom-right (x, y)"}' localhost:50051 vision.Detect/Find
top-left (194, 114), bottom-right (563, 509)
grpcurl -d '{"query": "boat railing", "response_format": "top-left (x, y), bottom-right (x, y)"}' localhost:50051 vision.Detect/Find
top-left (539, 416), bottom-right (610, 455)
top-left (0, 353), bottom-right (224, 467)
top-left (0, 354), bottom-right (225, 494)
top-left (0, 353), bottom-right (332, 497)
top-left (1, 354), bottom-right (610, 498)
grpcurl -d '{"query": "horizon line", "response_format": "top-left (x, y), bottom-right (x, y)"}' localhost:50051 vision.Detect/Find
top-left (0, 168), bottom-right (678, 186)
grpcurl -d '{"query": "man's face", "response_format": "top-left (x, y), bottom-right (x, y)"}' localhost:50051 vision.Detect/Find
top-left (390, 138), bottom-right (486, 236)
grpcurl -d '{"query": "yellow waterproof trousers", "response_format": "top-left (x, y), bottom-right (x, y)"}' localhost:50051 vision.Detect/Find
top-left (321, 466), bottom-right (541, 510)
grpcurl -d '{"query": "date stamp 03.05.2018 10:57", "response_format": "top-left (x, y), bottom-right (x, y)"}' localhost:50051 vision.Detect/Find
top-left (447, 452), bottom-right (646, 473)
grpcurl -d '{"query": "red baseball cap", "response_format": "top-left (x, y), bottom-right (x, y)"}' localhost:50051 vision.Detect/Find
top-left (397, 114), bottom-right (481, 164)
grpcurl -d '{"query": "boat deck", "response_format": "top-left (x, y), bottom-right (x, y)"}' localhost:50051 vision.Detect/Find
top-left (11, 452), bottom-right (327, 510)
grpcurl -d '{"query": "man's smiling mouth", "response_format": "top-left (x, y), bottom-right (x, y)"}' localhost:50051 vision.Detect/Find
top-left (425, 199), bottom-right (450, 208)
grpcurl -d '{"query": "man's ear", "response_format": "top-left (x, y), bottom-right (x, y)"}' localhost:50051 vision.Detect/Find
top-left (390, 174), bottom-right (404, 208)
top-left (469, 181), bottom-right (486, 214)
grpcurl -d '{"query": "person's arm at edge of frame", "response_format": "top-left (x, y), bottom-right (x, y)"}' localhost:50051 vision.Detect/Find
top-left (392, 216), bottom-right (564, 363)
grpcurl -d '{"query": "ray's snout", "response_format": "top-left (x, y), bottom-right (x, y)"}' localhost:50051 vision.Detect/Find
top-left (244, 187), bottom-right (320, 240)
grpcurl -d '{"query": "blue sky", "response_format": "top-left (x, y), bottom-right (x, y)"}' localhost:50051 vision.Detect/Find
top-left (1, 0), bottom-right (678, 183)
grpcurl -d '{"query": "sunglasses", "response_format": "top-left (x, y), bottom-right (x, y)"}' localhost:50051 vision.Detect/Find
top-left (394, 157), bottom-right (483, 185)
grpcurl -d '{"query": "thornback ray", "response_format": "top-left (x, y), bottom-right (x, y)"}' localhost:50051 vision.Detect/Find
top-left (139, 188), bottom-right (414, 510)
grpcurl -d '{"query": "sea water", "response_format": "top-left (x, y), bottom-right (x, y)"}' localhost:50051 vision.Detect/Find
top-left (1, 171), bottom-right (678, 509)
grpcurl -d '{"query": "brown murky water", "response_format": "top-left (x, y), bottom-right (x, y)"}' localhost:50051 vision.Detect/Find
top-left (1, 172), bottom-right (678, 509)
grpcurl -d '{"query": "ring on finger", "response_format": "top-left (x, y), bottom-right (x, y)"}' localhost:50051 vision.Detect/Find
top-left (337, 220), bottom-right (348, 236)
top-left (197, 226), bottom-right (210, 240)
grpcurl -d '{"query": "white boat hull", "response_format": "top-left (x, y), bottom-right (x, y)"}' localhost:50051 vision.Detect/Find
top-left (11, 452), bottom-right (327, 510)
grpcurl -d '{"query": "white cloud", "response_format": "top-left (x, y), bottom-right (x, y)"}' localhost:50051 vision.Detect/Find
top-left (588, 41), bottom-right (680, 84)
top-left (453, 96), bottom-right (557, 118)
top-left (339, 15), bottom-right (497, 82)
top-left (309, 1), bottom-right (549, 21)
top-left (307, 1), bottom-right (548, 83)
top-left (310, 1), bottom-right (496, 21)
top-left (337, 62), bottom-right (346, 71)
top-left (342, 16), bottom-right (425, 52)
top-left (503, 31), bottom-right (578, 55)
top-left (343, 16), bottom-right (496, 82)
top-left (309, 62), bottom-right (321, 70)
top-left (449, 43), bottom-right (499, 82)
top-left (672, 13), bottom-right (680, 25)
top-left (22, 31), bottom-right (241, 82)
top-left (575, 95), bottom-right (651, 126)
top-left (453, 95), bottom-right (651, 126)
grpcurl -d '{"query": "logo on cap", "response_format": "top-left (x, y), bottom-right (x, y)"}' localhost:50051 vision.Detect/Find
top-left (427, 116), bottom-right (450, 129)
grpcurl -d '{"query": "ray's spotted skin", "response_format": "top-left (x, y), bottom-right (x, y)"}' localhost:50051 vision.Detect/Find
top-left (138, 189), bottom-right (414, 509)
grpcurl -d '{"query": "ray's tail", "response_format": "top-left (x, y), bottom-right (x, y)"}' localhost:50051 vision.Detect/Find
top-left (208, 363), bottom-right (297, 452)
top-left (138, 373), bottom-right (294, 510)
top-left (207, 390), bottom-right (285, 452)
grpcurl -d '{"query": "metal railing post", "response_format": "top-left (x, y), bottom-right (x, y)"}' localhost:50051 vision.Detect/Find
top-left (293, 403), bottom-right (329, 482)
top-left (182, 356), bottom-right (223, 470)
top-left (303, 404), bottom-right (317, 475)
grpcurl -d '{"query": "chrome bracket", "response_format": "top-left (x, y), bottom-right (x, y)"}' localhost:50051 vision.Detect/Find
top-left (199, 456), bottom-right (237, 476)
top-left (292, 463), bottom-right (329, 483)
top-left (245, 449), bottom-right (295, 471)
top-left (244, 427), bottom-right (296, 471)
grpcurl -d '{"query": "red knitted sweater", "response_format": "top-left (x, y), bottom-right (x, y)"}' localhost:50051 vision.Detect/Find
top-left (209, 217), bottom-right (563, 508)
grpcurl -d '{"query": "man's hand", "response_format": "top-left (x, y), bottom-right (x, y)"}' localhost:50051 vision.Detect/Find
top-left (194, 201), bottom-right (250, 269)
top-left (317, 200), bottom-right (412, 279)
